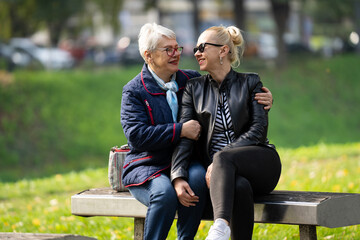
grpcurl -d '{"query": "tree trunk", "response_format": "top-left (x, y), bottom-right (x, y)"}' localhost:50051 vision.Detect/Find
top-left (190, 0), bottom-right (200, 39)
top-left (233, 0), bottom-right (246, 31)
top-left (48, 22), bottom-right (64, 47)
top-left (270, 0), bottom-right (290, 67)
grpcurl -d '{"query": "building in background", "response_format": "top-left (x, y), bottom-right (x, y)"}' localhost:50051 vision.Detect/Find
top-left (124, 0), bottom-right (280, 58)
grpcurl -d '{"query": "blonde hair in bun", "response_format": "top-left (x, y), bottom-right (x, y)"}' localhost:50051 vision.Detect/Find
top-left (207, 25), bottom-right (244, 67)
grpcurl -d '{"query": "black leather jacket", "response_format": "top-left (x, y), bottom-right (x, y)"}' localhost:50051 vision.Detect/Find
top-left (171, 68), bottom-right (275, 182)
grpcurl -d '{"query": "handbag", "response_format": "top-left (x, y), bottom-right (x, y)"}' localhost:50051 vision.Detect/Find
top-left (108, 144), bottom-right (130, 192)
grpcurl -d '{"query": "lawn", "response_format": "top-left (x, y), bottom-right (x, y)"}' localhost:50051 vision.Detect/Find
top-left (1, 143), bottom-right (359, 239)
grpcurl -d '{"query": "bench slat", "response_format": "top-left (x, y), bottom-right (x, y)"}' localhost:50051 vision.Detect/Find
top-left (71, 188), bottom-right (360, 228)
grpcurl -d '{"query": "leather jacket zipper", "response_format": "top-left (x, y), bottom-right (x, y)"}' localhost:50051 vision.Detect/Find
top-left (207, 87), bottom-right (220, 158)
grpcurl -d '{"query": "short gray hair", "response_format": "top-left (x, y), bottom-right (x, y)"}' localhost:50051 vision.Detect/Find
top-left (138, 23), bottom-right (176, 63)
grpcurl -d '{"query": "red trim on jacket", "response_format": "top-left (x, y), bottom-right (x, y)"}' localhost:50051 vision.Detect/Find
top-left (179, 69), bottom-right (190, 79)
top-left (144, 99), bottom-right (155, 125)
top-left (141, 68), bottom-right (165, 96)
top-left (123, 156), bottom-right (153, 168)
top-left (171, 123), bottom-right (176, 143)
top-left (178, 70), bottom-right (190, 91)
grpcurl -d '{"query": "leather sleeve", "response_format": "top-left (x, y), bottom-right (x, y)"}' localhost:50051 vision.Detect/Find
top-left (224, 74), bottom-right (269, 149)
top-left (170, 81), bottom-right (196, 182)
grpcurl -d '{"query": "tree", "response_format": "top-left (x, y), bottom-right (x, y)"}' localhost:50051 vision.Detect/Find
top-left (0, 0), bottom-right (38, 41)
top-left (34, 0), bottom-right (86, 46)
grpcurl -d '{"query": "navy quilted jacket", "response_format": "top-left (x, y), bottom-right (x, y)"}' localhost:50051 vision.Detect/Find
top-left (120, 64), bottom-right (200, 187)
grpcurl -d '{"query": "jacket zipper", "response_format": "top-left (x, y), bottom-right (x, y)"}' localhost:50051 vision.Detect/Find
top-left (144, 99), bottom-right (155, 125)
top-left (148, 174), bottom-right (161, 180)
top-left (207, 87), bottom-right (220, 158)
top-left (123, 156), bottom-right (152, 168)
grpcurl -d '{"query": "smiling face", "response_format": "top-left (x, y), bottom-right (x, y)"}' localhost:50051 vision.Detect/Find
top-left (194, 30), bottom-right (222, 72)
top-left (146, 36), bottom-right (181, 81)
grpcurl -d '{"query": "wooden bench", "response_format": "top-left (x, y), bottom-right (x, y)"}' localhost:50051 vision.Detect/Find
top-left (0, 233), bottom-right (97, 240)
top-left (71, 187), bottom-right (360, 240)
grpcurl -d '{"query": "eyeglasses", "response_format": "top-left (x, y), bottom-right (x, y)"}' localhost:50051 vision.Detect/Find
top-left (157, 47), bottom-right (183, 57)
top-left (193, 42), bottom-right (224, 54)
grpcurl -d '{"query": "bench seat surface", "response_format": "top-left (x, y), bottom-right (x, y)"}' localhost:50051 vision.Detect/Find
top-left (71, 188), bottom-right (360, 228)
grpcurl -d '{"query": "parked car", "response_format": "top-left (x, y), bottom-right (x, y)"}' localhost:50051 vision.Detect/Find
top-left (118, 42), bottom-right (143, 65)
top-left (90, 37), bottom-right (143, 66)
top-left (8, 38), bottom-right (74, 70)
top-left (244, 33), bottom-right (278, 59)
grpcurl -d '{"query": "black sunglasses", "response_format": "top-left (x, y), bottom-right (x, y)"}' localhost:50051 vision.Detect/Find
top-left (193, 42), bottom-right (224, 54)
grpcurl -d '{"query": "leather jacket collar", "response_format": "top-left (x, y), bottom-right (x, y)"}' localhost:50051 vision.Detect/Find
top-left (208, 68), bottom-right (236, 90)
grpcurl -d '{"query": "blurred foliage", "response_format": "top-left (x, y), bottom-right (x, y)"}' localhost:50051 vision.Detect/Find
top-left (310, 0), bottom-right (356, 23)
top-left (0, 0), bottom-right (123, 45)
top-left (0, 143), bottom-right (359, 239)
top-left (0, 0), bottom-right (38, 39)
top-left (32, 0), bottom-right (87, 46)
top-left (1, 0), bottom-right (359, 44)
top-left (305, 0), bottom-right (359, 37)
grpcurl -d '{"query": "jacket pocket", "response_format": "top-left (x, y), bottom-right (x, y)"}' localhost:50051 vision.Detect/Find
top-left (123, 156), bottom-right (152, 168)
top-left (144, 99), bottom-right (155, 125)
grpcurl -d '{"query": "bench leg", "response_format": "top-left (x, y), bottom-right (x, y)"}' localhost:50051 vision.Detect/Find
top-left (299, 225), bottom-right (317, 240)
top-left (134, 217), bottom-right (145, 240)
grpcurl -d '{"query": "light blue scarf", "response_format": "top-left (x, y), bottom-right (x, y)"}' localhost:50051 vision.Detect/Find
top-left (148, 67), bottom-right (179, 122)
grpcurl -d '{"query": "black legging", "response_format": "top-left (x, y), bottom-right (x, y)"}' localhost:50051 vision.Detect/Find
top-left (210, 145), bottom-right (281, 240)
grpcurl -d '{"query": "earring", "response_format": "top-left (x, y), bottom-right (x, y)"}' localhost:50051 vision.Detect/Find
top-left (220, 56), bottom-right (223, 65)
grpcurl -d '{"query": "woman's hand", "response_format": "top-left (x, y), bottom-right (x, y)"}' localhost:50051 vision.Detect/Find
top-left (205, 163), bottom-right (213, 189)
top-left (255, 86), bottom-right (273, 110)
top-left (180, 120), bottom-right (201, 140)
top-left (173, 178), bottom-right (199, 207)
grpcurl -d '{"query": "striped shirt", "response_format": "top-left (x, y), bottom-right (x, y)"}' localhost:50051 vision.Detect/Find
top-left (209, 90), bottom-right (236, 160)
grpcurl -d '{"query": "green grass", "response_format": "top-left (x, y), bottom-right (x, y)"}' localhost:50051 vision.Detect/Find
top-left (259, 54), bottom-right (360, 147)
top-left (1, 143), bottom-right (359, 239)
top-left (0, 66), bottom-right (135, 180)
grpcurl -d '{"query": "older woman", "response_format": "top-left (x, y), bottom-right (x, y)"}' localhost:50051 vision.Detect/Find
top-left (171, 25), bottom-right (281, 240)
top-left (121, 23), bottom-right (204, 240)
top-left (121, 23), bottom-right (274, 240)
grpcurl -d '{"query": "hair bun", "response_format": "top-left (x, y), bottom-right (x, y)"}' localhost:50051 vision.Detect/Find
top-left (226, 26), bottom-right (243, 46)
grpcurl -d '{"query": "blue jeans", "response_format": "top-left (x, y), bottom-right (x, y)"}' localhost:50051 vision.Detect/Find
top-left (128, 161), bottom-right (207, 240)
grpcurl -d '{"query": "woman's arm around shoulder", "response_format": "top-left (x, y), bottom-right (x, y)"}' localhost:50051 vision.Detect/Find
top-left (171, 79), bottom-right (199, 182)
top-left (224, 73), bottom-right (269, 149)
